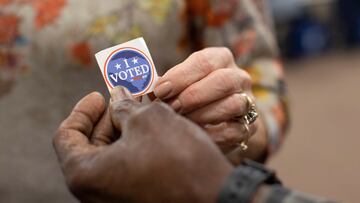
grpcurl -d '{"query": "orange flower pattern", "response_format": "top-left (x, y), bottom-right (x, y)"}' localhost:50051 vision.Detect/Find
top-left (0, 14), bottom-right (20, 44)
top-left (71, 42), bottom-right (92, 67)
top-left (0, 0), bottom-right (12, 6)
top-left (32, 0), bottom-right (67, 30)
top-left (0, 0), bottom-right (289, 157)
top-left (181, 0), bottom-right (289, 156)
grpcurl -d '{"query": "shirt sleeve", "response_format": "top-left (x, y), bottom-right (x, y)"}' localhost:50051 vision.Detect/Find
top-left (254, 186), bottom-right (337, 203)
top-left (204, 0), bottom-right (290, 156)
top-left (231, 0), bottom-right (290, 157)
top-left (217, 161), bottom-right (336, 203)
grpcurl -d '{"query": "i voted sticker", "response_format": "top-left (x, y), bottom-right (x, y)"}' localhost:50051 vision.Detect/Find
top-left (96, 38), bottom-right (158, 97)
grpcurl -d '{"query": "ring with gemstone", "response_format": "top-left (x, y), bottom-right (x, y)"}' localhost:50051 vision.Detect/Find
top-left (237, 93), bottom-right (258, 125)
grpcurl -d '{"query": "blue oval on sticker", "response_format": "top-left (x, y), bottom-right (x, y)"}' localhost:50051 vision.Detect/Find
top-left (104, 47), bottom-right (155, 96)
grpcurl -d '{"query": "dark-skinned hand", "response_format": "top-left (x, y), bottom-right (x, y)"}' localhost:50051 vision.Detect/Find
top-left (53, 87), bottom-right (233, 203)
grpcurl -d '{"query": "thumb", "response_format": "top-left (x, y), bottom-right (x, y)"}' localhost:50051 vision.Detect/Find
top-left (53, 92), bottom-right (105, 163)
top-left (110, 87), bottom-right (141, 132)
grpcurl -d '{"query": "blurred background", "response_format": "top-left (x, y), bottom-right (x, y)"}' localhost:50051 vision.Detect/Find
top-left (1, 0), bottom-right (360, 202)
top-left (268, 0), bottom-right (360, 202)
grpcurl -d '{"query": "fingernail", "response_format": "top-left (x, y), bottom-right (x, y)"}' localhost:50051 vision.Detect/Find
top-left (154, 81), bottom-right (173, 99)
top-left (170, 99), bottom-right (182, 112)
top-left (110, 86), bottom-right (133, 102)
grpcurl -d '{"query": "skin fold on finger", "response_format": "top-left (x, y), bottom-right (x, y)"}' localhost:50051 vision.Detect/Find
top-left (59, 92), bottom-right (106, 138)
top-left (169, 68), bottom-right (250, 114)
top-left (154, 47), bottom-right (235, 100)
top-left (185, 93), bottom-right (249, 124)
top-left (204, 121), bottom-right (258, 154)
top-left (91, 108), bottom-right (119, 146)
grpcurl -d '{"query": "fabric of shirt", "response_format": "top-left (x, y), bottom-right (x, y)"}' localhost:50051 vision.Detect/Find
top-left (0, 0), bottom-right (289, 156)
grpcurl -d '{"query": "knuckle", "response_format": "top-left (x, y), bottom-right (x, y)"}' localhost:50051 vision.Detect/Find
top-left (190, 48), bottom-right (235, 75)
top-left (238, 70), bottom-right (252, 89)
top-left (72, 108), bottom-right (93, 124)
top-left (53, 127), bottom-right (65, 148)
top-left (111, 99), bottom-right (135, 113)
top-left (192, 49), bottom-right (209, 62)
top-left (181, 87), bottom-right (201, 107)
top-left (172, 61), bottom-right (192, 81)
top-left (216, 69), bottom-right (242, 94)
top-left (217, 47), bottom-right (234, 64)
top-left (129, 103), bottom-right (172, 125)
top-left (144, 102), bottom-right (173, 116)
top-left (190, 48), bottom-right (235, 76)
top-left (179, 63), bottom-right (191, 79)
top-left (226, 94), bottom-right (247, 115)
top-left (191, 50), bottom-right (214, 74)
top-left (212, 125), bottom-right (240, 146)
top-left (126, 109), bottom-right (147, 126)
top-left (67, 110), bottom-right (93, 135)
top-left (110, 99), bottom-right (141, 124)
top-left (222, 130), bottom-right (240, 145)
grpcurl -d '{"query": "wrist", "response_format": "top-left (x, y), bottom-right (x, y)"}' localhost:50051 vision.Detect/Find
top-left (217, 160), bottom-right (281, 203)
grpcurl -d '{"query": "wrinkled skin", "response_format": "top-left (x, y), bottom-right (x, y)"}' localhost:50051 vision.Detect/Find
top-left (154, 47), bottom-right (262, 154)
top-left (53, 87), bottom-right (233, 203)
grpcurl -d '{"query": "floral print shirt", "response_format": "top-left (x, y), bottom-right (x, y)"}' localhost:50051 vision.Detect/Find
top-left (0, 0), bottom-right (289, 156)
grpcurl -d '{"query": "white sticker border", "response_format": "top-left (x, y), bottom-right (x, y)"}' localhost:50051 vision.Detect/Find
top-left (95, 37), bottom-right (158, 97)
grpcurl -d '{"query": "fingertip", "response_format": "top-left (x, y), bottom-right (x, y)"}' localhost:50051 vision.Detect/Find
top-left (110, 86), bottom-right (133, 102)
top-left (154, 76), bottom-right (163, 86)
top-left (66, 92), bottom-right (107, 135)
top-left (90, 91), bottom-right (104, 99)
top-left (78, 91), bottom-right (104, 104)
top-left (76, 91), bottom-right (106, 112)
top-left (154, 81), bottom-right (173, 99)
top-left (91, 91), bottom-right (106, 106)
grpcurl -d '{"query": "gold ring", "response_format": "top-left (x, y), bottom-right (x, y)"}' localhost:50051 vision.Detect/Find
top-left (237, 93), bottom-right (258, 125)
top-left (238, 123), bottom-right (250, 151)
top-left (235, 93), bottom-right (259, 151)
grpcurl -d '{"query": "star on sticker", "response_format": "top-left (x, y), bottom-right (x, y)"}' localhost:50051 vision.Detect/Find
top-left (115, 63), bottom-right (121, 70)
top-left (132, 57), bottom-right (139, 64)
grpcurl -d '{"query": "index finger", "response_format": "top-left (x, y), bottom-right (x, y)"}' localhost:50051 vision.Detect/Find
top-left (110, 87), bottom-right (142, 132)
top-left (154, 47), bottom-right (235, 100)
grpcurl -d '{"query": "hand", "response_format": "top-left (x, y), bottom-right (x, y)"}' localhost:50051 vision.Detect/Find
top-left (154, 48), bottom-right (260, 154)
top-left (53, 87), bottom-right (233, 203)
